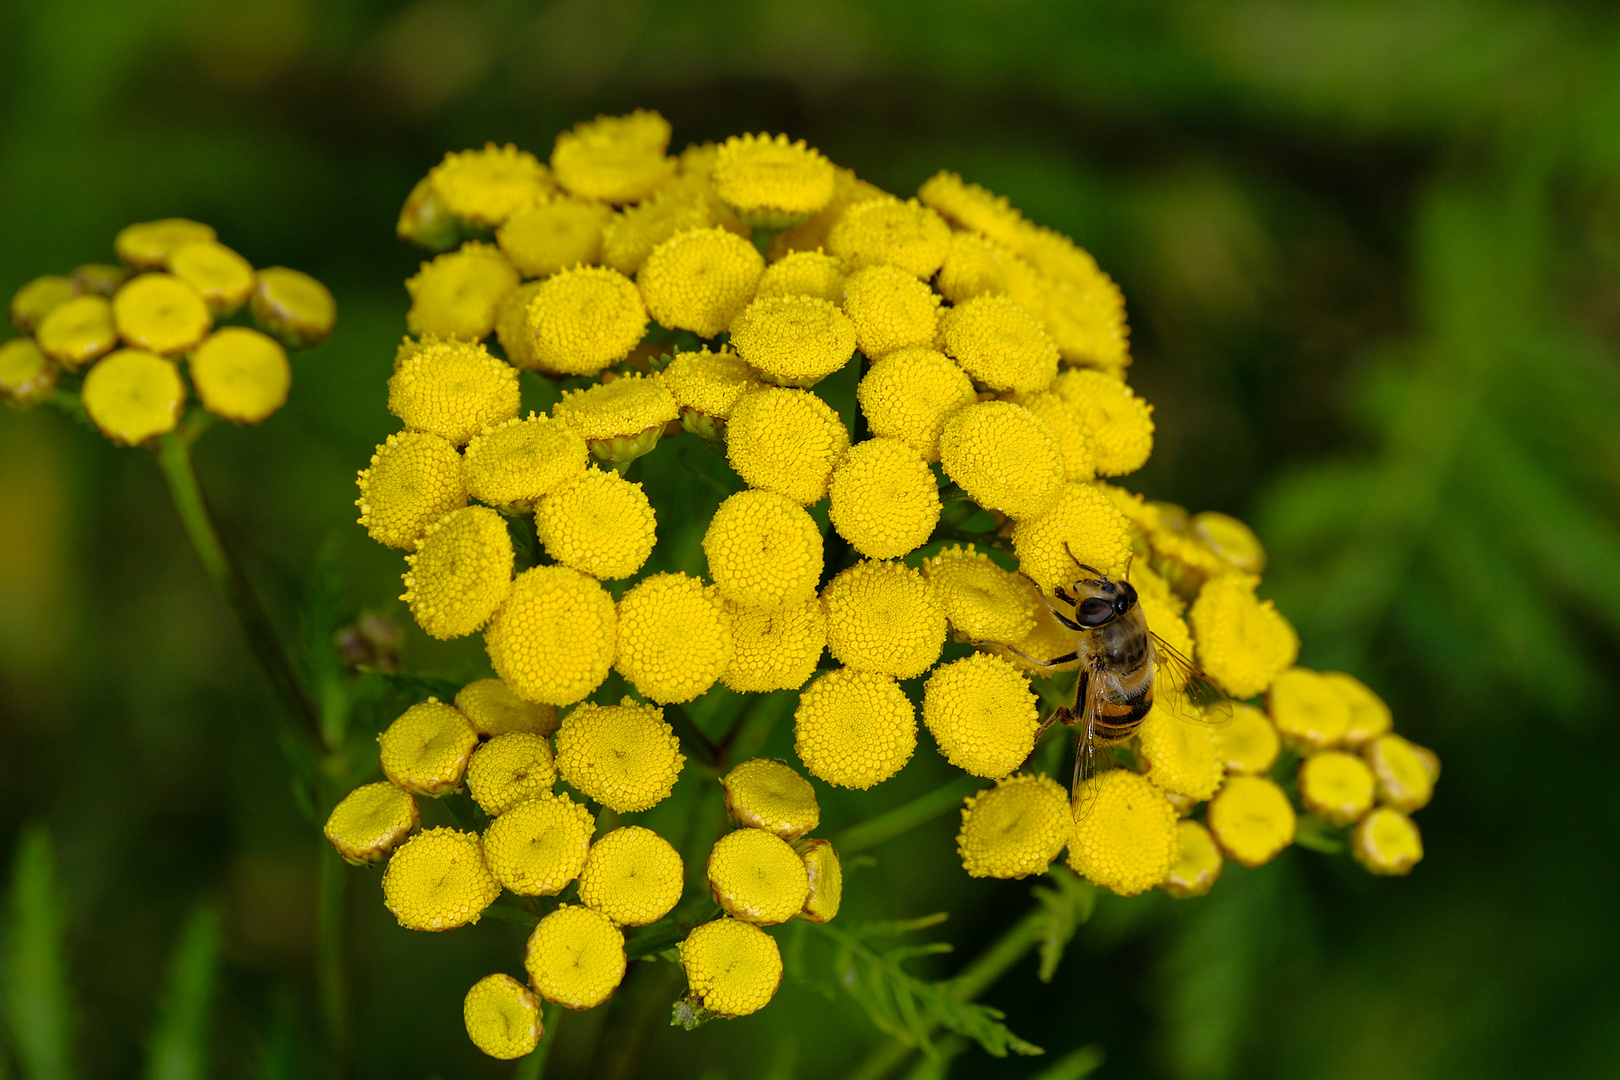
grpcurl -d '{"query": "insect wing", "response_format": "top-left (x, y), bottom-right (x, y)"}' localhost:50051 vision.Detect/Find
top-left (1149, 632), bottom-right (1233, 727)
top-left (1069, 677), bottom-right (1120, 825)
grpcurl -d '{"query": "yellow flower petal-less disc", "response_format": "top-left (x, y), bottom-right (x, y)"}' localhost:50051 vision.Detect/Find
top-left (324, 782), bottom-right (418, 866)
top-left (1216, 703), bottom-right (1281, 776)
top-left (939, 401), bottom-right (1065, 522)
top-left (250, 267), bottom-right (336, 349)
top-left (793, 668), bottom-right (916, 789)
top-left (828, 437), bottom-right (942, 559)
top-left (756, 250), bottom-right (845, 306)
top-left (402, 505), bottom-right (514, 639)
top-left (534, 467), bottom-right (657, 581)
top-left (1268, 667), bottom-right (1352, 752)
top-left (80, 349), bottom-right (185, 445)
top-left (462, 414), bottom-right (589, 511)
top-left (940, 295), bottom-right (1058, 393)
top-left (463, 974), bottom-right (543, 1060)
top-left (0, 337), bottom-right (56, 407)
top-left (827, 197), bottom-right (951, 279)
top-left (9, 274), bottom-right (75, 332)
top-left (553, 699), bottom-right (684, 812)
top-left (840, 264), bottom-right (942, 359)
top-left (112, 273), bottom-right (211, 356)
top-left (485, 566), bottom-right (618, 706)
top-left (712, 133), bottom-right (837, 226)
top-left (188, 328), bottom-right (290, 423)
top-left (115, 218), bottom-right (217, 269)
top-left (1163, 819), bottom-right (1223, 899)
top-left (166, 240), bottom-right (256, 316)
top-left (378, 699), bottom-right (479, 796)
top-left (1192, 511), bottom-right (1267, 574)
top-left (922, 544), bottom-right (1040, 644)
top-left (1324, 671), bottom-right (1393, 747)
top-left (1067, 770), bottom-right (1180, 896)
top-left (1050, 369), bottom-right (1153, 477)
top-left (429, 143), bottom-right (553, 228)
top-left (821, 560), bottom-right (946, 678)
top-left (796, 837), bottom-right (842, 922)
top-left (855, 346), bottom-right (977, 462)
top-left (614, 572), bottom-right (733, 704)
top-left (916, 172), bottom-right (1026, 248)
top-left (577, 826), bottom-right (684, 926)
top-left (1187, 575), bottom-right (1299, 700)
top-left (1298, 750), bottom-right (1377, 826)
top-left (923, 652), bottom-right (1041, 778)
top-left (1364, 734), bottom-right (1437, 813)
top-left (552, 373), bottom-right (678, 441)
top-left (703, 489), bottom-right (824, 608)
top-left (465, 733), bottom-right (557, 816)
top-left (1351, 807), bottom-right (1423, 875)
top-left (1137, 698), bottom-right (1224, 801)
top-left (1012, 391), bottom-right (1096, 482)
top-left (721, 758), bottom-right (820, 839)
top-left (663, 346), bottom-right (760, 422)
top-left (35, 295), bottom-right (118, 370)
top-left (521, 266), bottom-right (648, 376)
top-left (387, 337), bottom-right (520, 446)
top-left (525, 905), bottom-right (627, 1009)
top-left (957, 774), bottom-right (1071, 879)
top-left (720, 598), bottom-right (827, 693)
top-left (707, 828), bottom-right (810, 925)
top-left (1207, 775), bottom-right (1296, 868)
top-left (404, 242), bottom-right (520, 342)
top-left (355, 431), bottom-right (468, 550)
top-left (1010, 484), bottom-right (1134, 599)
top-left (601, 187), bottom-right (717, 275)
top-left (639, 226), bottom-right (764, 338)
top-left (678, 917), bottom-right (783, 1018)
top-left (496, 195), bottom-right (614, 278)
top-left (482, 792), bottom-right (595, 895)
top-left (725, 387), bottom-right (850, 505)
top-left (456, 678), bottom-right (560, 738)
top-left (728, 295), bottom-right (856, 387)
top-left (551, 110), bottom-right (673, 204)
top-left (382, 827), bottom-right (499, 930)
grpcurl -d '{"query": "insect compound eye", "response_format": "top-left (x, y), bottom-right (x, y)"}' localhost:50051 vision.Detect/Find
top-left (1077, 598), bottom-right (1115, 627)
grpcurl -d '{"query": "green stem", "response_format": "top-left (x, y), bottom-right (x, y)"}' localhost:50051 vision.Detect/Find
top-left (513, 1001), bottom-right (564, 1080)
top-left (834, 775), bottom-right (984, 854)
top-left (317, 848), bottom-right (351, 1077)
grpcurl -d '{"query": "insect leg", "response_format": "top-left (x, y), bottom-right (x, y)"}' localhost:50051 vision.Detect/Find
top-left (965, 638), bottom-right (1079, 671)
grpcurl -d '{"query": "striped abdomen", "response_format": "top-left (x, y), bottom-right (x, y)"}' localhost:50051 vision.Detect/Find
top-left (1083, 608), bottom-right (1156, 744)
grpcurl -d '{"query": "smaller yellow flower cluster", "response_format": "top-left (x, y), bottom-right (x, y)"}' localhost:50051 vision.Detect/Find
top-left (5, 219), bottom-right (332, 441)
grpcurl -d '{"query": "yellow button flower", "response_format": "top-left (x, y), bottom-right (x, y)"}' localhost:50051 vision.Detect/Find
top-left (990, 594), bottom-right (1085, 674)
top-left (9, 274), bottom-right (75, 332)
top-left (1217, 702), bottom-right (1280, 776)
top-left (396, 175), bottom-right (458, 252)
top-left (923, 653), bottom-right (1040, 779)
top-left (1009, 482), bottom-right (1134, 595)
top-left (1206, 775), bottom-right (1295, 868)
top-left (1191, 511), bottom-right (1266, 574)
top-left (1324, 671), bottom-right (1393, 746)
top-left (756, 250), bottom-right (845, 305)
top-left (679, 917), bottom-right (783, 1018)
top-left (707, 828), bottom-right (810, 925)
top-left (521, 266), bottom-right (648, 376)
top-left (828, 437), bottom-right (942, 559)
top-left (402, 505), bottom-right (514, 639)
top-left (388, 337), bottom-right (520, 446)
top-left (1029, 259), bottom-right (1130, 374)
top-left (114, 218), bottom-right (217, 269)
top-left (355, 430), bottom-right (468, 550)
top-left (712, 133), bottom-right (837, 227)
top-left (188, 327), bottom-right (290, 424)
top-left (462, 414), bottom-right (589, 511)
top-left (662, 346), bottom-right (760, 421)
top-left (429, 143), bottom-right (553, 228)
top-left (534, 467), bottom-right (656, 581)
top-left (855, 346), bottom-right (977, 462)
top-left (940, 295), bottom-right (1058, 394)
top-left (35, 295), bottom-right (117, 369)
top-left (794, 668), bottom-right (916, 789)
top-left (0, 338), bottom-right (56, 407)
top-left (1187, 574), bottom-right (1299, 699)
top-left (456, 678), bottom-right (560, 738)
top-left (615, 572), bottom-right (733, 704)
top-left (821, 560), bottom-right (946, 678)
top-left (496, 195), bottom-right (613, 278)
top-left (725, 386), bottom-right (850, 505)
top-left (463, 974), bottom-right (543, 1060)
top-left (1298, 750), bottom-right (1376, 827)
top-left (382, 827), bottom-right (500, 930)
top-left (770, 167), bottom-right (890, 259)
top-left (729, 295), bottom-right (856, 387)
top-left (405, 242), bottom-right (520, 342)
top-left (1049, 369), bottom-right (1153, 477)
top-left (795, 838), bottom-right (842, 922)
top-left (828, 196), bottom-right (951, 279)
top-left (1351, 807), bottom-right (1423, 875)
top-left (935, 231), bottom-right (1035, 304)
top-left (1364, 734), bottom-right (1436, 813)
top-left (553, 373), bottom-right (678, 442)
top-left (484, 565), bottom-right (618, 706)
top-left (639, 226), bottom-right (764, 338)
top-left (840, 264), bottom-right (942, 358)
top-left (551, 109), bottom-right (673, 204)
top-left (922, 544), bottom-right (1039, 644)
top-left (957, 774), bottom-right (1071, 879)
top-left (80, 349), bottom-right (185, 445)
top-left (554, 698), bottom-right (684, 812)
top-left (1163, 819), bottom-right (1223, 899)
top-left (577, 825), bottom-right (684, 927)
top-left (166, 240), bottom-right (255, 316)
top-left (601, 187), bottom-right (718, 275)
top-left (1067, 770), bottom-right (1180, 896)
top-left (483, 792), bottom-right (595, 895)
top-left (324, 781), bottom-right (419, 866)
top-left (939, 401), bottom-right (1065, 522)
top-left (495, 281), bottom-right (543, 367)
top-left (703, 489), bottom-right (824, 608)
top-left (251, 267), bottom-right (336, 349)
top-left (525, 904), bottom-right (628, 1010)
top-left (722, 759), bottom-right (820, 839)
top-left (378, 699), bottom-right (479, 796)
top-left (111, 273), bottom-right (211, 356)
top-left (466, 733), bottom-right (557, 816)
top-left (1137, 697), bottom-right (1224, 801)
top-left (76, 264), bottom-right (135, 297)
top-left (721, 598), bottom-right (827, 693)
top-left (916, 172), bottom-right (1026, 248)
top-left (1268, 667), bottom-right (1351, 752)
top-left (1011, 391), bottom-right (1096, 482)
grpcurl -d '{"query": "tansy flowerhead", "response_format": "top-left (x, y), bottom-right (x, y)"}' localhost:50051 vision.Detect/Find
top-left (1217, 703), bottom-right (1280, 776)
top-left (166, 240), bottom-right (255, 316)
top-left (114, 218), bottom-right (218, 269)
top-left (827, 196), bottom-right (951, 280)
top-left (1067, 770), bottom-right (1180, 896)
top-left (756, 249), bottom-right (845, 306)
top-left (1163, 819), bottom-right (1223, 899)
top-left (1188, 575), bottom-right (1298, 699)
top-left (1206, 775), bottom-right (1295, 868)
top-left (722, 759), bottom-right (820, 839)
top-left (482, 792), bottom-right (595, 896)
top-left (112, 273), bottom-right (211, 356)
top-left (187, 328), bottom-right (290, 424)
top-left (381, 827), bottom-right (500, 931)
top-left (721, 598), bottom-right (826, 693)
top-left (725, 386), bottom-right (850, 505)
top-left (497, 195), bottom-right (614, 278)
top-left (916, 172), bottom-right (1026, 248)
top-left (923, 653), bottom-right (1041, 779)
top-left (456, 678), bottom-right (560, 738)
top-left (840, 264), bottom-right (942, 358)
top-left (525, 905), bottom-right (628, 1010)
top-left (703, 489), bottom-right (824, 608)
top-left (1033, 260), bottom-right (1131, 375)
top-left (957, 774), bottom-right (1071, 879)
top-left (922, 544), bottom-right (1039, 644)
top-left (552, 372), bottom-right (678, 451)
top-left (793, 668), bottom-right (917, 789)
top-left (1010, 482), bottom-right (1134, 594)
top-left (1324, 671), bottom-right (1393, 746)
top-left (466, 733), bottom-right (557, 816)
top-left (462, 413), bottom-right (589, 512)
top-left (614, 572), bottom-right (734, 704)
top-left (678, 918), bottom-right (783, 1018)
top-left (1298, 750), bottom-right (1377, 827)
top-left (324, 782), bottom-right (419, 866)
top-left (712, 133), bottom-right (837, 228)
top-left (770, 166), bottom-right (890, 260)
top-left (405, 242), bottom-right (520, 342)
top-left (521, 266), bottom-right (648, 376)
top-left (1192, 511), bottom-right (1266, 574)
top-left (827, 437), bottom-right (942, 559)
top-left (1010, 391), bottom-right (1096, 482)
top-left (0, 338), bottom-right (56, 407)
top-left (35, 295), bottom-right (117, 369)
top-left (9, 274), bottom-right (74, 332)
top-left (855, 346), bottom-right (977, 462)
top-left (387, 337), bottom-right (520, 446)
top-left (639, 226), bottom-right (764, 338)
top-left (939, 401), bottom-right (1066, 522)
top-left (601, 187), bottom-right (718, 275)
top-left (991, 593), bottom-right (1084, 674)
top-left (1364, 734), bottom-right (1437, 813)
top-left (728, 295), bottom-right (856, 387)
top-left (707, 828), bottom-right (810, 925)
top-left (550, 109), bottom-right (673, 204)
top-left (401, 506), bottom-right (514, 640)
top-left (534, 467), bottom-right (656, 581)
top-left (662, 346), bottom-right (760, 423)
top-left (1049, 369), bottom-right (1153, 477)
top-left (1351, 807), bottom-right (1423, 875)
top-left (429, 144), bottom-right (553, 228)
top-left (1136, 696), bottom-right (1224, 801)
top-left (795, 838), bottom-right (842, 922)
top-left (554, 698), bottom-right (684, 812)
top-left (378, 699), bottom-right (479, 797)
top-left (72, 264), bottom-right (129, 297)
top-left (396, 174), bottom-right (459, 252)
top-left (80, 349), bottom-right (185, 445)
top-left (935, 230), bottom-right (1033, 304)
top-left (355, 431), bottom-right (468, 550)
top-left (463, 974), bottom-right (543, 1060)
top-left (940, 295), bottom-right (1058, 394)
top-left (577, 826), bottom-right (684, 926)
top-left (1268, 667), bottom-right (1352, 753)
top-left (250, 267), bottom-right (337, 350)
top-left (484, 565), bottom-right (618, 706)
top-left (821, 560), bottom-right (946, 679)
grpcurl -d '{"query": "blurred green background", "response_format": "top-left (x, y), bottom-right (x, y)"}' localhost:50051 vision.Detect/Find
top-left (3, 0), bottom-right (1619, 1077)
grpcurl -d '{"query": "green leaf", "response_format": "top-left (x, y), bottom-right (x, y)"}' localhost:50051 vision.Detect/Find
top-left (143, 903), bottom-right (223, 1080)
top-left (4, 824), bottom-right (75, 1080)
top-left (1028, 1044), bottom-right (1106, 1080)
top-left (1032, 869), bottom-right (1097, 983)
